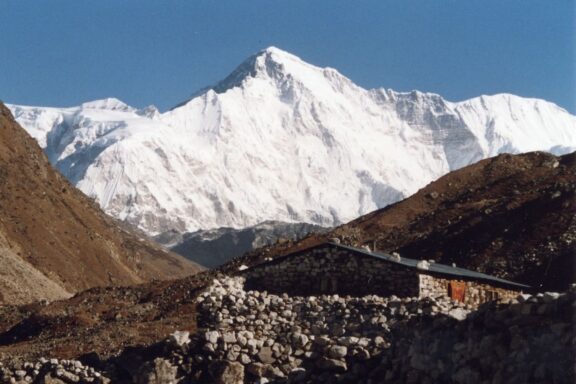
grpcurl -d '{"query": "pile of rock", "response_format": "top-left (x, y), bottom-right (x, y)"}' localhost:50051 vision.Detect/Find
top-left (176, 277), bottom-right (573, 383)
top-left (0, 358), bottom-right (110, 384)
top-left (184, 277), bottom-right (473, 382)
top-left (1, 278), bottom-right (573, 383)
top-left (376, 290), bottom-right (574, 383)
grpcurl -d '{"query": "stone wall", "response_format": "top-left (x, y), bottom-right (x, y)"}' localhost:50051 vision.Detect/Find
top-left (419, 274), bottom-right (522, 306)
top-left (190, 277), bottom-right (473, 383)
top-left (186, 277), bottom-right (572, 383)
top-left (241, 246), bottom-right (420, 297)
top-left (242, 245), bottom-right (523, 305)
top-left (1, 278), bottom-right (572, 383)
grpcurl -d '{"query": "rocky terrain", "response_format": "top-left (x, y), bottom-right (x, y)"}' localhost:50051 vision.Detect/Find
top-left (156, 221), bottom-right (327, 268)
top-left (0, 277), bottom-right (573, 383)
top-left (226, 151), bottom-right (576, 292)
top-left (0, 104), bottom-right (202, 305)
top-left (0, 271), bottom-right (218, 363)
top-left (0, 147), bottom-right (573, 383)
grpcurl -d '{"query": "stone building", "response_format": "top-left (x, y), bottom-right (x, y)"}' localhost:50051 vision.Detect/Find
top-left (240, 242), bottom-right (528, 306)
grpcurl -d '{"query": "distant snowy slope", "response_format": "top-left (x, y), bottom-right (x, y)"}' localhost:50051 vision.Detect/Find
top-left (8, 47), bottom-right (576, 235)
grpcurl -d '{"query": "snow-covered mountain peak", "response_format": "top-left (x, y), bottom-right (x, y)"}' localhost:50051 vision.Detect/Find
top-left (210, 46), bottom-right (350, 98)
top-left (81, 98), bottom-right (135, 112)
top-left (8, 48), bottom-right (576, 236)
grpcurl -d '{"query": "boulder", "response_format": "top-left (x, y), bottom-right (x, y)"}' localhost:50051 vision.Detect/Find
top-left (316, 357), bottom-right (347, 373)
top-left (209, 361), bottom-right (245, 384)
top-left (257, 347), bottom-right (276, 364)
top-left (328, 345), bottom-right (348, 359)
top-left (169, 330), bottom-right (190, 347)
top-left (136, 358), bottom-right (178, 384)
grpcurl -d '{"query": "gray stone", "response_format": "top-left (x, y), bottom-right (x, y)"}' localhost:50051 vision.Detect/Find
top-left (287, 367), bottom-right (307, 383)
top-left (42, 374), bottom-right (67, 384)
top-left (313, 336), bottom-right (332, 347)
top-left (222, 331), bottom-right (237, 344)
top-left (292, 333), bottom-right (309, 349)
top-left (246, 362), bottom-right (267, 377)
top-left (328, 345), bottom-right (348, 359)
top-left (136, 358), bottom-right (177, 384)
top-left (316, 357), bottom-right (347, 373)
top-left (257, 347), bottom-right (276, 364)
top-left (226, 349), bottom-right (240, 362)
top-left (338, 336), bottom-right (359, 347)
top-left (239, 353), bottom-right (252, 365)
top-left (355, 347), bottom-right (371, 360)
top-left (169, 330), bottom-right (190, 347)
top-left (374, 336), bottom-right (386, 347)
top-left (448, 308), bottom-right (468, 321)
top-left (209, 361), bottom-right (245, 384)
top-left (14, 371), bottom-right (26, 379)
top-left (205, 330), bottom-right (220, 344)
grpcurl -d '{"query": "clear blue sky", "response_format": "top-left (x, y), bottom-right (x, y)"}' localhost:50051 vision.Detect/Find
top-left (1, 0), bottom-right (574, 113)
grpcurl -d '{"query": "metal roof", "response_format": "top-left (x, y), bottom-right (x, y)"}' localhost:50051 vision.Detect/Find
top-left (330, 243), bottom-right (530, 289)
top-left (246, 242), bottom-right (529, 289)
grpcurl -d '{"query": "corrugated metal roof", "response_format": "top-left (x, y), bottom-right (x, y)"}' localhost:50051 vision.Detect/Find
top-left (332, 243), bottom-right (530, 289)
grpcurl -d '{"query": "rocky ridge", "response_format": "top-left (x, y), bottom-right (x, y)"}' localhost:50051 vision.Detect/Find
top-left (156, 221), bottom-right (328, 268)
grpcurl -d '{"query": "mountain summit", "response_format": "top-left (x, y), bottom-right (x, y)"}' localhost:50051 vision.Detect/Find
top-left (8, 47), bottom-right (576, 236)
top-left (211, 46), bottom-right (343, 94)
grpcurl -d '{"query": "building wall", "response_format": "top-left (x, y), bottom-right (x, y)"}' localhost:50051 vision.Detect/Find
top-left (418, 274), bottom-right (522, 306)
top-left (242, 246), bottom-right (420, 297)
top-left (241, 245), bottom-right (522, 305)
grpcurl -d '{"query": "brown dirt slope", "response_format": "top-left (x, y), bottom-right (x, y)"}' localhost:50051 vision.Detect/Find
top-left (0, 271), bottom-right (217, 362)
top-left (0, 103), bottom-right (203, 305)
top-left (225, 152), bottom-right (576, 291)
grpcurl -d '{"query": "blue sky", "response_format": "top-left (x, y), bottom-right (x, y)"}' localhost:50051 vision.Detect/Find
top-left (1, 0), bottom-right (574, 113)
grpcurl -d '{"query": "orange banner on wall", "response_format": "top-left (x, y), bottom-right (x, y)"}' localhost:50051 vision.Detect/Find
top-left (449, 281), bottom-right (466, 302)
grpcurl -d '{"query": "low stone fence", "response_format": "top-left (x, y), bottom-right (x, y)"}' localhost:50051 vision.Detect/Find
top-left (1, 277), bottom-right (572, 384)
top-left (179, 277), bottom-right (573, 383)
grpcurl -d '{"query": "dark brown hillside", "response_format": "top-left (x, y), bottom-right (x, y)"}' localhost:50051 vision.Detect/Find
top-left (225, 152), bottom-right (575, 291)
top-left (0, 103), bottom-right (203, 305)
top-left (0, 271), bottom-right (216, 362)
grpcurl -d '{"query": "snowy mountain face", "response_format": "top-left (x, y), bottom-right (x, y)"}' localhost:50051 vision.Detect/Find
top-left (8, 47), bottom-right (576, 236)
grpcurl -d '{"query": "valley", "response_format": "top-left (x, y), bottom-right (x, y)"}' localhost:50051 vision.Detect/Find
top-left (1, 47), bottom-right (574, 384)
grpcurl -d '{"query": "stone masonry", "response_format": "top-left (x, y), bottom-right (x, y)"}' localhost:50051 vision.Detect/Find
top-left (242, 246), bottom-right (419, 297)
top-left (241, 243), bottom-right (524, 308)
top-left (419, 274), bottom-right (520, 306)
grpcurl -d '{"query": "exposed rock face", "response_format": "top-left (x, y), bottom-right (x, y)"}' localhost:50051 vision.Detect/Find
top-left (156, 221), bottom-right (327, 268)
top-left (0, 104), bottom-right (203, 305)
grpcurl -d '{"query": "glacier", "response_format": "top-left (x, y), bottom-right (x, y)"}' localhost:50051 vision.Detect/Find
top-left (8, 46), bottom-right (576, 235)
